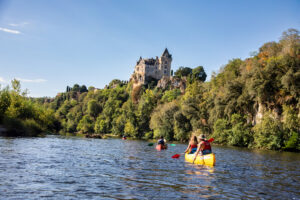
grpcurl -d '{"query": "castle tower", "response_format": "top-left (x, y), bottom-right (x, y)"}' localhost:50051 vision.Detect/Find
top-left (159, 48), bottom-right (172, 77)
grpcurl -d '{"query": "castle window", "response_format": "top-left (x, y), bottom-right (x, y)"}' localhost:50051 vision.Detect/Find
top-left (164, 61), bottom-right (167, 64)
top-left (164, 66), bottom-right (167, 69)
top-left (164, 70), bottom-right (167, 74)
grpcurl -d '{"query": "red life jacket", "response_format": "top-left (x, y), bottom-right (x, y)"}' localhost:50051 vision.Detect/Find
top-left (202, 140), bottom-right (211, 151)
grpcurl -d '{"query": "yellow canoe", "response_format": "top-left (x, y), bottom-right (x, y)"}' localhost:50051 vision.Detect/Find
top-left (185, 153), bottom-right (216, 166)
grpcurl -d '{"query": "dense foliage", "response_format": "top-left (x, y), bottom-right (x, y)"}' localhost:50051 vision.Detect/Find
top-left (1, 29), bottom-right (299, 151)
top-left (0, 80), bottom-right (58, 136)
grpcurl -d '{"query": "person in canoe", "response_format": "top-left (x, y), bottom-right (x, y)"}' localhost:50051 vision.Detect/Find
top-left (157, 136), bottom-right (166, 145)
top-left (184, 134), bottom-right (198, 154)
top-left (193, 134), bottom-right (212, 163)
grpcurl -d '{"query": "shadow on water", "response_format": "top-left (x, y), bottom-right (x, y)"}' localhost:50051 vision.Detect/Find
top-left (0, 135), bottom-right (299, 199)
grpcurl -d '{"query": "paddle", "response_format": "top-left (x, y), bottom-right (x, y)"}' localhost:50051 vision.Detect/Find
top-left (170, 144), bottom-right (176, 146)
top-left (171, 138), bottom-right (214, 159)
top-left (207, 138), bottom-right (214, 143)
top-left (148, 143), bottom-right (154, 146)
top-left (172, 153), bottom-right (183, 159)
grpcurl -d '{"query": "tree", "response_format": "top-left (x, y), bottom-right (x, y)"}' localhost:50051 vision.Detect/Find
top-left (80, 85), bottom-right (88, 93)
top-left (72, 84), bottom-right (80, 92)
top-left (109, 79), bottom-right (122, 88)
top-left (0, 89), bottom-right (11, 121)
top-left (94, 116), bottom-right (108, 134)
top-left (191, 66), bottom-right (207, 82)
top-left (150, 102), bottom-right (179, 140)
top-left (174, 67), bottom-right (192, 77)
top-left (88, 86), bottom-right (95, 91)
top-left (161, 89), bottom-right (181, 103)
top-left (253, 112), bottom-right (283, 150)
top-left (136, 90), bottom-right (156, 137)
top-left (87, 100), bottom-right (101, 119)
top-left (77, 115), bottom-right (94, 133)
top-left (11, 79), bottom-right (21, 94)
top-left (174, 111), bottom-right (192, 141)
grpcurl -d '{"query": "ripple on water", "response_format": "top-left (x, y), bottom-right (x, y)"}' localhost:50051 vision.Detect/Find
top-left (0, 136), bottom-right (299, 199)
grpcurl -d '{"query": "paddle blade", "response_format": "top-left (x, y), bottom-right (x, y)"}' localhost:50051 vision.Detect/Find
top-left (207, 138), bottom-right (214, 143)
top-left (172, 154), bottom-right (180, 159)
top-left (148, 143), bottom-right (154, 146)
top-left (170, 144), bottom-right (176, 146)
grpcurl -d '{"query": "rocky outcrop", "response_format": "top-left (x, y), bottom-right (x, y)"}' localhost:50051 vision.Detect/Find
top-left (157, 76), bottom-right (187, 93)
top-left (253, 102), bottom-right (265, 125)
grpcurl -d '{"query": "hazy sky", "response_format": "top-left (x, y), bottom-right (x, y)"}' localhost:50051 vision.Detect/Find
top-left (0, 0), bottom-right (299, 97)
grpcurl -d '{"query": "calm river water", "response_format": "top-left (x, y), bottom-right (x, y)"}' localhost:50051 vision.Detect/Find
top-left (0, 136), bottom-right (299, 199)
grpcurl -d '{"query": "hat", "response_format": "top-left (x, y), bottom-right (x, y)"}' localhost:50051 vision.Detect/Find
top-left (199, 134), bottom-right (206, 140)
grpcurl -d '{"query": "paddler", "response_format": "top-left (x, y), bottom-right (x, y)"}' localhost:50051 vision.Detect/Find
top-left (193, 134), bottom-right (212, 163)
top-left (157, 136), bottom-right (166, 146)
top-left (184, 134), bottom-right (198, 154)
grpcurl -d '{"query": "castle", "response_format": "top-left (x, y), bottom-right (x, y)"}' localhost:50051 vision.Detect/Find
top-left (131, 48), bottom-right (172, 84)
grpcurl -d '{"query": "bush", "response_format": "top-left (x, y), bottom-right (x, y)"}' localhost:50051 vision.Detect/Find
top-left (212, 118), bottom-right (230, 144)
top-left (284, 131), bottom-right (300, 151)
top-left (253, 112), bottom-right (283, 150)
top-left (227, 114), bottom-right (253, 147)
top-left (228, 123), bottom-right (252, 147)
top-left (2, 117), bottom-right (42, 137)
top-left (22, 119), bottom-right (44, 137)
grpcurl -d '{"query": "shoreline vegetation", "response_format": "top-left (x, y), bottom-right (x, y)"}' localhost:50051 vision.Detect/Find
top-left (0, 29), bottom-right (299, 151)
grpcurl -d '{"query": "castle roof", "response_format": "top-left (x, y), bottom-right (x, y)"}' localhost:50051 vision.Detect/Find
top-left (144, 58), bottom-right (156, 65)
top-left (162, 48), bottom-right (172, 58)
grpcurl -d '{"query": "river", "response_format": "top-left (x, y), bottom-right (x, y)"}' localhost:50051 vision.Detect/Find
top-left (0, 136), bottom-right (299, 199)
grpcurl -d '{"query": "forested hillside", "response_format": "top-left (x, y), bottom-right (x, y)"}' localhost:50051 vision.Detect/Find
top-left (0, 29), bottom-right (299, 151)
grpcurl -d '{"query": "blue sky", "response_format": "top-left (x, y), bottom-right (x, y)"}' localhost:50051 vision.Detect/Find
top-left (0, 0), bottom-right (299, 97)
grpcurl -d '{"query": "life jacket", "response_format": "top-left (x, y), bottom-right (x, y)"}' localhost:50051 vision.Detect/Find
top-left (189, 144), bottom-right (198, 154)
top-left (201, 140), bottom-right (211, 151)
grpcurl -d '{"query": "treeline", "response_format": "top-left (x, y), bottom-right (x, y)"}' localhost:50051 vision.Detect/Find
top-left (0, 29), bottom-right (299, 151)
top-left (0, 80), bottom-right (58, 136)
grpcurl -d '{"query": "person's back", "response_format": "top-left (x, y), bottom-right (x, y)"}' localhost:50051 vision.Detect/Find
top-left (185, 135), bottom-right (198, 154)
top-left (192, 134), bottom-right (212, 163)
top-left (198, 135), bottom-right (212, 155)
top-left (157, 136), bottom-right (165, 145)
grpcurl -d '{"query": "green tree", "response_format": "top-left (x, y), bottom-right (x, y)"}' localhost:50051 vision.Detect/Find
top-left (150, 102), bottom-right (179, 141)
top-left (174, 111), bottom-right (192, 141)
top-left (161, 89), bottom-right (181, 103)
top-left (0, 88), bottom-right (11, 121)
top-left (253, 112), bottom-right (283, 150)
top-left (77, 115), bottom-right (94, 133)
top-left (87, 100), bottom-right (101, 119)
top-left (191, 66), bottom-right (207, 82)
top-left (212, 118), bottom-right (230, 144)
top-left (174, 67), bottom-right (192, 77)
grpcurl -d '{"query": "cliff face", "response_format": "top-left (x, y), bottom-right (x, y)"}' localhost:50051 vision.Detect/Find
top-left (157, 76), bottom-right (187, 93)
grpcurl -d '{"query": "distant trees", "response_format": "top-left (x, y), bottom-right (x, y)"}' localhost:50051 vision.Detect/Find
top-left (66, 84), bottom-right (88, 93)
top-left (174, 66), bottom-right (207, 83)
top-left (174, 67), bottom-right (192, 77)
top-left (0, 79), bottom-right (58, 136)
